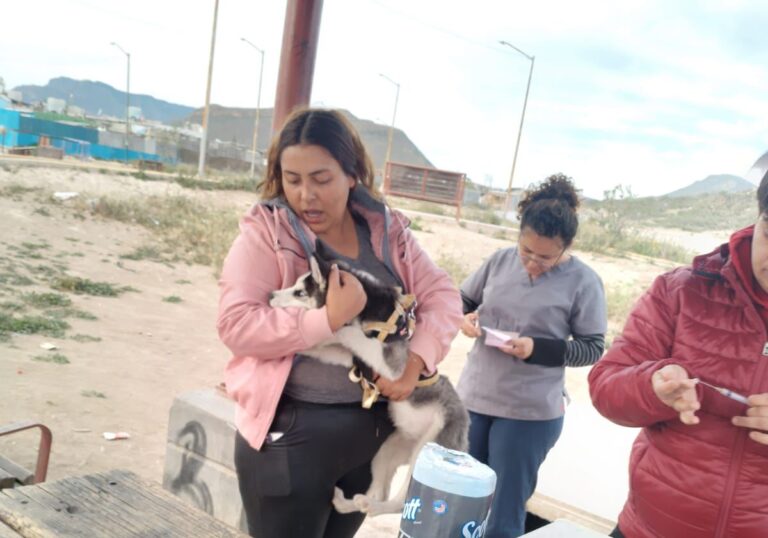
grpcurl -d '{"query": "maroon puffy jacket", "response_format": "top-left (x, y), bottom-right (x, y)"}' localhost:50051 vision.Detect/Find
top-left (589, 242), bottom-right (768, 538)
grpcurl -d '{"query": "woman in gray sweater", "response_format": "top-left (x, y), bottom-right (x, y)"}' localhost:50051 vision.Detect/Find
top-left (457, 174), bottom-right (607, 537)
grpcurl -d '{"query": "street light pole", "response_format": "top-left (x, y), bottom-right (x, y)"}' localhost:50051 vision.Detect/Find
top-left (241, 38), bottom-right (265, 179)
top-left (499, 40), bottom-right (535, 214)
top-left (198, 0), bottom-right (220, 178)
top-left (110, 42), bottom-right (131, 164)
top-left (379, 73), bottom-right (400, 174)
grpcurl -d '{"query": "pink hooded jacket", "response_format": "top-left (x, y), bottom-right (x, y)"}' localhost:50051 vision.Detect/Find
top-left (218, 189), bottom-right (463, 449)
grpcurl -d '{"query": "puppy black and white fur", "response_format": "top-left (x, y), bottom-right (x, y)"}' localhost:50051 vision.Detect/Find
top-left (269, 242), bottom-right (469, 516)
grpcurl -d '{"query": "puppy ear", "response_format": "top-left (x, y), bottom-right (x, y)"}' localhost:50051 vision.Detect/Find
top-left (309, 255), bottom-right (326, 288)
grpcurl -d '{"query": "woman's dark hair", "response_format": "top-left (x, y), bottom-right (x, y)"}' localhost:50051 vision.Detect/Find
top-left (758, 170), bottom-right (768, 216)
top-left (259, 108), bottom-right (378, 200)
top-left (517, 173), bottom-right (580, 247)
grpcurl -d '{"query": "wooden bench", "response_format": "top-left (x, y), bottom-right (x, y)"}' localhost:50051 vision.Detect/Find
top-left (0, 421), bottom-right (51, 490)
top-left (0, 469), bottom-right (247, 537)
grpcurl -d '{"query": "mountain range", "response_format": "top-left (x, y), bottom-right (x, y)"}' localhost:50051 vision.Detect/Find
top-left (182, 105), bottom-right (432, 170)
top-left (665, 174), bottom-right (755, 198)
top-left (14, 77), bottom-right (195, 124)
top-left (12, 77), bottom-right (431, 170)
top-left (8, 77), bottom-right (758, 195)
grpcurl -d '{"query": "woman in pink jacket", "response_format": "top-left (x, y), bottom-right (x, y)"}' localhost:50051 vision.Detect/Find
top-left (589, 170), bottom-right (768, 538)
top-left (217, 108), bottom-right (462, 537)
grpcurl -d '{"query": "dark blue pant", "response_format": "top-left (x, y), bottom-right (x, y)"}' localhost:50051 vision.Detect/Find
top-left (468, 411), bottom-right (564, 538)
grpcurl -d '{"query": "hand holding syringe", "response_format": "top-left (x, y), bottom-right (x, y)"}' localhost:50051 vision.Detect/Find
top-left (653, 366), bottom-right (768, 444)
top-left (693, 379), bottom-right (749, 404)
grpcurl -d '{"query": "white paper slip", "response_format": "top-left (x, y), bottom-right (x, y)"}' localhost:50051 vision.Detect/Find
top-left (482, 326), bottom-right (519, 348)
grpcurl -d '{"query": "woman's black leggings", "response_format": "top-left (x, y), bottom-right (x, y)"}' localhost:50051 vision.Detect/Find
top-left (234, 396), bottom-right (394, 538)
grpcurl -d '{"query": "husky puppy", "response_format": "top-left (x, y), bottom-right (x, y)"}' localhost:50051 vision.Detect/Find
top-left (269, 243), bottom-right (469, 516)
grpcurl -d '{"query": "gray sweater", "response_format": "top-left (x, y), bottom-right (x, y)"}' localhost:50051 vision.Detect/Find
top-left (457, 246), bottom-right (607, 420)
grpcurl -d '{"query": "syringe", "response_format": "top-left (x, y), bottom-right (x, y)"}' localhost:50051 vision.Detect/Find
top-left (693, 379), bottom-right (749, 405)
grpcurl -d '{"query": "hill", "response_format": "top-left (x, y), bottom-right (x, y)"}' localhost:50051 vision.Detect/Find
top-left (665, 174), bottom-right (755, 198)
top-left (585, 189), bottom-right (756, 232)
top-left (12, 77), bottom-right (195, 124)
top-left (183, 106), bottom-right (433, 171)
top-left (8, 77), bottom-right (434, 171)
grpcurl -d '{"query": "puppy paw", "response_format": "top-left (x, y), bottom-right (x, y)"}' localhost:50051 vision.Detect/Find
top-left (332, 487), bottom-right (358, 514)
top-left (353, 493), bottom-right (372, 513)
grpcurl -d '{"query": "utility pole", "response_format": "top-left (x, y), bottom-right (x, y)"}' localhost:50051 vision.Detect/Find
top-left (198, 0), bottom-right (220, 178)
top-left (379, 73), bottom-right (400, 171)
top-left (241, 38), bottom-right (265, 178)
top-left (110, 42), bottom-right (131, 163)
top-left (271, 0), bottom-right (324, 133)
top-left (499, 40), bottom-right (535, 215)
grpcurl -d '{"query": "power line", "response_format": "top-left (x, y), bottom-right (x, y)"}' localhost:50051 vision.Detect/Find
top-left (366, 0), bottom-right (509, 55)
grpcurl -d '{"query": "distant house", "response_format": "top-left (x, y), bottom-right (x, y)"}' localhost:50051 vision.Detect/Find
top-left (480, 188), bottom-right (524, 215)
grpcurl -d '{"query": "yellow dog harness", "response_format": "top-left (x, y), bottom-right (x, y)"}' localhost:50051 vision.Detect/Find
top-left (349, 293), bottom-right (439, 408)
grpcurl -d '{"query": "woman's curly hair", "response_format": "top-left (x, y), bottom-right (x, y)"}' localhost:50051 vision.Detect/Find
top-left (517, 173), bottom-right (580, 247)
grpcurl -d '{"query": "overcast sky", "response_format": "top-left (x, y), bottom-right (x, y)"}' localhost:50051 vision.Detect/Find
top-left (2, 0), bottom-right (767, 198)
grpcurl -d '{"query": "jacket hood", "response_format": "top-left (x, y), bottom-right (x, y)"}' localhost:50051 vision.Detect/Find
top-left (691, 242), bottom-right (730, 280)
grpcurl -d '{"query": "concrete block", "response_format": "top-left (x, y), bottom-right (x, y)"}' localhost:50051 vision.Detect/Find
top-left (162, 443), bottom-right (247, 532)
top-left (165, 388), bottom-right (237, 468)
top-left (163, 388), bottom-right (247, 532)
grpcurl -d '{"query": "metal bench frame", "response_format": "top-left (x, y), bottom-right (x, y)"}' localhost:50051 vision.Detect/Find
top-left (0, 421), bottom-right (52, 484)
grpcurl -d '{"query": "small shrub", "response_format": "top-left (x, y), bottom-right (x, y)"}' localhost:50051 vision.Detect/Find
top-left (71, 334), bottom-right (102, 343)
top-left (0, 313), bottom-right (70, 338)
top-left (21, 241), bottom-right (50, 251)
top-left (175, 175), bottom-right (257, 192)
top-left (22, 292), bottom-right (72, 308)
top-left (43, 308), bottom-right (98, 321)
top-left (0, 183), bottom-right (37, 197)
top-left (76, 194), bottom-right (240, 272)
top-left (412, 201), bottom-right (447, 216)
top-left (436, 253), bottom-right (469, 286)
top-left (33, 353), bottom-right (70, 365)
top-left (463, 207), bottom-right (503, 226)
top-left (26, 264), bottom-right (61, 279)
top-left (606, 284), bottom-right (641, 325)
top-left (163, 295), bottom-right (183, 303)
top-left (81, 390), bottom-right (106, 398)
top-left (120, 245), bottom-right (167, 262)
top-left (577, 221), bottom-right (692, 263)
top-left (51, 276), bottom-right (133, 297)
top-left (0, 301), bottom-right (24, 312)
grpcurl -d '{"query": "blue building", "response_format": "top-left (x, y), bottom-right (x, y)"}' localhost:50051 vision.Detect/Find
top-left (0, 105), bottom-right (174, 164)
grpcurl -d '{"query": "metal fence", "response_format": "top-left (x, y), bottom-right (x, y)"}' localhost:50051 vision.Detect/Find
top-left (383, 161), bottom-right (466, 219)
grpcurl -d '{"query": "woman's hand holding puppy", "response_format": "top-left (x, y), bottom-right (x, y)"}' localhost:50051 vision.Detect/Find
top-left (325, 264), bottom-right (366, 332)
top-left (376, 351), bottom-right (425, 401)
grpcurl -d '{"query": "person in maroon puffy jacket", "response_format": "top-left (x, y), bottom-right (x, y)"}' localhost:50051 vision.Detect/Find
top-left (589, 170), bottom-right (768, 538)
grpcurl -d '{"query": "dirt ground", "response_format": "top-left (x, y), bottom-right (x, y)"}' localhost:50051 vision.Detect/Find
top-left (0, 162), bottom-right (726, 536)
